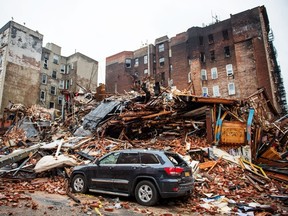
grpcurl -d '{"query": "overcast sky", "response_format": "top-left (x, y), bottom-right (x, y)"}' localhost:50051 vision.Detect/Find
top-left (1, 0), bottom-right (287, 98)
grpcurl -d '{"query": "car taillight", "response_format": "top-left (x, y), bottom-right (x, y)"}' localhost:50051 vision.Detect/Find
top-left (164, 167), bottom-right (184, 176)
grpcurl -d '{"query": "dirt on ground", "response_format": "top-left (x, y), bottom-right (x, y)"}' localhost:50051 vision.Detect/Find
top-left (0, 190), bottom-right (195, 216)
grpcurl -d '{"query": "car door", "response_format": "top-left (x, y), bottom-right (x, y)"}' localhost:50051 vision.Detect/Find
top-left (112, 152), bottom-right (141, 194)
top-left (90, 151), bottom-right (120, 191)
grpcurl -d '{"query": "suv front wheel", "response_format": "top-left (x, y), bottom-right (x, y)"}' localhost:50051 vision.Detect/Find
top-left (71, 174), bottom-right (87, 193)
top-left (135, 180), bottom-right (158, 206)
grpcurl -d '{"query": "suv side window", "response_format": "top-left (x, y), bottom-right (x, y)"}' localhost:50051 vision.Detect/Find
top-left (140, 153), bottom-right (159, 164)
top-left (100, 152), bottom-right (120, 165)
top-left (117, 153), bottom-right (140, 164)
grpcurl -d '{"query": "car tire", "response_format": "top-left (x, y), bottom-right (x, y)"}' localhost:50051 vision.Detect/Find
top-left (71, 174), bottom-right (87, 193)
top-left (135, 180), bottom-right (158, 206)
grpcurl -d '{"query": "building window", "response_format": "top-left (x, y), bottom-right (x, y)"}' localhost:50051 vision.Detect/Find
top-left (201, 69), bottom-right (207, 80)
top-left (169, 48), bottom-right (172, 57)
top-left (208, 34), bottom-right (214, 44)
top-left (202, 87), bottom-right (208, 96)
top-left (58, 96), bottom-right (63, 105)
top-left (200, 52), bottom-right (205, 63)
top-left (49, 102), bottom-right (55, 109)
top-left (226, 64), bottom-right (234, 76)
top-left (224, 46), bottom-right (230, 57)
top-left (228, 83), bottom-right (236, 95)
top-left (210, 50), bottom-right (215, 61)
top-left (222, 30), bottom-right (229, 40)
top-left (170, 64), bottom-right (173, 72)
top-left (159, 43), bottom-right (164, 52)
top-left (144, 69), bottom-right (148, 74)
top-left (161, 72), bottom-right (165, 84)
top-left (53, 55), bottom-right (59, 64)
top-left (41, 74), bottom-right (47, 84)
top-left (213, 85), bottom-right (220, 97)
top-left (59, 80), bottom-right (65, 89)
top-left (159, 57), bottom-right (165, 66)
top-left (199, 36), bottom-right (204, 45)
top-left (144, 55), bottom-right (148, 64)
top-left (125, 58), bottom-right (131, 68)
top-left (188, 72), bottom-right (192, 83)
top-left (60, 64), bottom-right (66, 73)
top-left (43, 58), bottom-right (48, 69)
top-left (211, 67), bottom-right (218, 79)
top-left (134, 58), bottom-right (139, 67)
top-left (40, 90), bottom-right (45, 101)
top-left (65, 80), bottom-right (70, 89)
top-left (50, 86), bottom-right (56, 95)
top-left (52, 70), bottom-right (57, 79)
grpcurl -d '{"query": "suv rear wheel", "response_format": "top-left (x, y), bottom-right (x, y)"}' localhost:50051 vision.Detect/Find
top-left (71, 174), bottom-right (87, 193)
top-left (135, 180), bottom-right (158, 206)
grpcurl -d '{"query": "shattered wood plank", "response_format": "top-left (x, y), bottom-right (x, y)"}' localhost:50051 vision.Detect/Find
top-left (70, 137), bottom-right (93, 150)
top-left (141, 110), bottom-right (174, 119)
top-left (0, 143), bottom-right (42, 168)
top-left (199, 161), bottom-right (217, 170)
top-left (246, 174), bottom-right (263, 192)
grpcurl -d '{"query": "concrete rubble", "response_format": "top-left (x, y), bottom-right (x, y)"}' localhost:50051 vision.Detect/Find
top-left (0, 84), bottom-right (287, 215)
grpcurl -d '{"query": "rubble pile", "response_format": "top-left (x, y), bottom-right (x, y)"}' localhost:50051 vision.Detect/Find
top-left (0, 85), bottom-right (287, 215)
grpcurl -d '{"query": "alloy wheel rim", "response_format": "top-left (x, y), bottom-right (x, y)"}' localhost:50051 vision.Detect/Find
top-left (74, 177), bottom-right (84, 191)
top-left (138, 185), bottom-right (153, 202)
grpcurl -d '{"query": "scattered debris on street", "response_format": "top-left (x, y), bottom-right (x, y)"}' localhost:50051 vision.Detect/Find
top-left (0, 84), bottom-right (287, 215)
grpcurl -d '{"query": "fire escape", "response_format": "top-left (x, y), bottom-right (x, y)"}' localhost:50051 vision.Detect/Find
top-left (268, 30), bottom-right (287, 115)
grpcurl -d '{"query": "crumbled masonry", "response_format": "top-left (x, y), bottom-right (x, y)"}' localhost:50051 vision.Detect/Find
top-left (0, 85), bottom-right (287, 215)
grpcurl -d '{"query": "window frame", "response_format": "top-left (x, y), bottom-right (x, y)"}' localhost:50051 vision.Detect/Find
top-left (134, 58), bottom-right (139, 67)
top-left (158, 43), bottom-right (164, 52)
top-left (41, 74), bottom-right (47, 84)
top-left (226, 64), bottom-right (234, 76)
top-left (40, 90), bottom-right (45, 101)
top-left (228, 83), bottom-right (236, 95)
top-left (211, 67), bottom-right (218, 79)
top-left (159, 57), bottom-right (165, 66)
top-left (50, 86), bottom-right (56, 95)
top-left (213, 85), bottom-right (220, 97)
top-left (125, 58), bottom-right (132, 68)
top-left (144, 55), bottom-right (148, 64)
top-left (202, 87), bottom-right (208, 96)
top-left (201, 69), bottom-right (207, 80)
top-left (52, 70), bottom-right (57, 79)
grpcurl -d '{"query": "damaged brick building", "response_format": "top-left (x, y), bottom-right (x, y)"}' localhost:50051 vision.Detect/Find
top-left (106, 5), bottom-right (287, 115)
top-left (0, 21), bottom-right (98, 114)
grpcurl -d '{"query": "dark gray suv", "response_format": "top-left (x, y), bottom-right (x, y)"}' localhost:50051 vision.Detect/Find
top-left (70, 149), bottom-right (194, 206)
